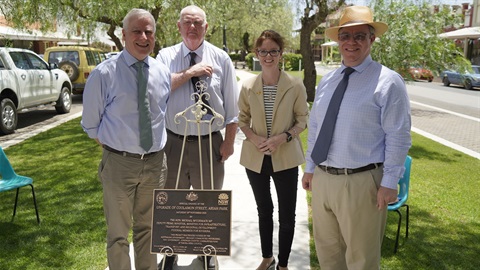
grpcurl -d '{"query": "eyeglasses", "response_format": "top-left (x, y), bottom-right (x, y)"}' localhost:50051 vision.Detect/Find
top-left (182, 20), bottom-right (205, 28)
top-left (257, 50), bottom-right (281, 57)
top-left (338, 33), bottom-right (369, 42)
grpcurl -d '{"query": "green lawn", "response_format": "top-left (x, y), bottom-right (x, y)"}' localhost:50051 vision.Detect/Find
top-left (299, 131), bottom-right (480, 270)
top-left (1, 118), bottom-right (479, 269)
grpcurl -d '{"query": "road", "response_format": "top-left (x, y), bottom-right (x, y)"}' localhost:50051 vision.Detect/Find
top-left (0, 94), bottom-right (83, 148)
top-left (1, 75), bottom-right (479, 159)
top-left (404, 80), bottom-right (479, 158)
top-left (407, 80), bottom-right (479, 117)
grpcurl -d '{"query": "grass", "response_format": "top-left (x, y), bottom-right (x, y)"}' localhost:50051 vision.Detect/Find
top-left (1, 117), bottom-right (479, 269)
top-left (0, 119), bottom-right (106, 269)
top-left (1, 70), bottom-right (479, 269)
top-left (299, 131), bottom-right (480, 270)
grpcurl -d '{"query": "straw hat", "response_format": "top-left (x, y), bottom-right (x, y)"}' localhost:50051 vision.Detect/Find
top-left (325, 6), bottom-right (388, 42)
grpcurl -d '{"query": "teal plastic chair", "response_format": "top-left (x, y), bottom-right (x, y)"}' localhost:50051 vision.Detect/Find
top-left (0, 147), bottom-right (40, 224)
top-left (388, 155), bottom-right (412, 253)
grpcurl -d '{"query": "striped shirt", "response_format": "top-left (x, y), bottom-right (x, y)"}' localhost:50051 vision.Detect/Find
top-left (263, 85), bottom-right (277, 137)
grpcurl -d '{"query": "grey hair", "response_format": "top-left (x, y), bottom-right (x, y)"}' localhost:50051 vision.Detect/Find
top-left (178, 5), bottom-right (207, 25)
top-left (123, 8), bottom-right (156, 32)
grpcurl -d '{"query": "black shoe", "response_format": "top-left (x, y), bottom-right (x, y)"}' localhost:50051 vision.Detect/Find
top-left (198, 255), bottom-right (216, 270)
top-left (158, 255), bottom-right (177, 270)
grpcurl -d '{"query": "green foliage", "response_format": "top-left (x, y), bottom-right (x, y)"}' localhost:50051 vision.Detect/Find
top-left (283, 53), bottom-right (304, 71)
top-left (245, 52), bottom-right (255, 70)
top-left (370, 0), bottom-right (471, 77)
top-left (229, 53), bottom-right (241, 61)
top-left (0, 0), bottom-right (296, 56)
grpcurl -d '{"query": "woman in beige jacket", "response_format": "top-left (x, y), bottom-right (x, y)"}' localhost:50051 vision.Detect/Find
top-left (238, 30), bottom-right (309, 270)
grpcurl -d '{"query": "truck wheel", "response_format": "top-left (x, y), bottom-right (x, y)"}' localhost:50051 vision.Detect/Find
top-left (55, 86), bottom-right (72, 114)
top-left (0, 98), bottom-right (17, 135)
top-left (59, 61), bottom-right (80, 81)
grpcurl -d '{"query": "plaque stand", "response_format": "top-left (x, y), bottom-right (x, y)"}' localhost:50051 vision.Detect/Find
top-left (157, 80), bottom-right (225, 269)
top-left (173, 80), bottom-right (224, 190)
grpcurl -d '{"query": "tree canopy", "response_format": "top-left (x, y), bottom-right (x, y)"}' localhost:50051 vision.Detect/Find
top-left (0, 0), bottom-right (296, 56)
top-left (370, 0), bottom-right (471, 77)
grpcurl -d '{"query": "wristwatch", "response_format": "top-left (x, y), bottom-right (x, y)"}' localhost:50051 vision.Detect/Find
top-left (285, 131), bottom-right (293, 142)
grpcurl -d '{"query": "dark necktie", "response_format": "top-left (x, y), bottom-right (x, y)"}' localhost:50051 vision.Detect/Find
top-left (311, 67), bottom-right (355, 165)
top-left (135, 61), bottom-right (153, 152)
top-left (189, 52), bottom-right (212, 116)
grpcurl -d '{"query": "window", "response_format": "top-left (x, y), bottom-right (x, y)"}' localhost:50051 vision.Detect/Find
top-left (9, 52), bottom-right (31, 70)
top-left (25, 52), bottom-right (47, 70)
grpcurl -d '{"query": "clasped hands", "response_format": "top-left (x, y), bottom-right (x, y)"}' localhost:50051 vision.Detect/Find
top-left (252, 133), bottom-right (285, 155)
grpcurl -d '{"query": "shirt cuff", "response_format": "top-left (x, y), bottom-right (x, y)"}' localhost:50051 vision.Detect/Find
top-left (381, 174), bottom-right (399, 190)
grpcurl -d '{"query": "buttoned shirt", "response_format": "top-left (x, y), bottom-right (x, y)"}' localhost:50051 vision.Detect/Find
top-left (81, 50), bottom-right (171, 154)
top-left (156, 41), bottom-right (239, 135)
top-left (305, 56), bottom-right (411, 189)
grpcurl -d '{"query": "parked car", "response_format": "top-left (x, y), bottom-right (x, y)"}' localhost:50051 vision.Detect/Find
top-left (44, 46), bottom-right (105, 94)
top-left (0, 47), bottom-right (72, 135)
top-left (441, 65), bottom-right (480, 90)
top-left (106, 52), bottom-right (119, 59)
top-left (408, 66), bottom-right (433, 82)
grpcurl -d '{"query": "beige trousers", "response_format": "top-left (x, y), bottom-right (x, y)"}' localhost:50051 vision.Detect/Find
top-left (311, 165), bottom-right (387, 270)
top-left (99, 149), bottom-right (166, 270)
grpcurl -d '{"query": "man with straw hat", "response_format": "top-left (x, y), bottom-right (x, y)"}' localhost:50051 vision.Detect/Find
top-left (302, 6), bottom-right (411, 269)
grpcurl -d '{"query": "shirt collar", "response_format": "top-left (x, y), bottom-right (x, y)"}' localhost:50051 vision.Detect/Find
top-left (122, 49), bottom-right (150, 67)
top-left (181, 42), bottom-right (205, 60)
top-left (340, 55), bottom-right (372, 74)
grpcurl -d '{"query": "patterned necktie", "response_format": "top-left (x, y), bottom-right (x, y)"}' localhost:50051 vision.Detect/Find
top-left (189, 52), bottom-right (212, 116)
top-left (311, 67), bottom-right (355, 165)
top-left (135, 61), bottom-right (153, 152)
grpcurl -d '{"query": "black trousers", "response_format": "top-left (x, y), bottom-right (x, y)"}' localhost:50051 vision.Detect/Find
top-left (246, 155), bottom-right (298, 267)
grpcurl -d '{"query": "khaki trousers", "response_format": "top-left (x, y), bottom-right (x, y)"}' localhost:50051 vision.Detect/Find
top-left (99, 149), bottom-right (166, 270)
top-left (311, 165), bottom-right (386, 270)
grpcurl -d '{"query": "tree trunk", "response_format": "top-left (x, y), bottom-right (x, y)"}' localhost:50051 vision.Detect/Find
top-left (300, 26), bottom-right (317, 102)
top-left (299, 0), bottom-right (345, 102)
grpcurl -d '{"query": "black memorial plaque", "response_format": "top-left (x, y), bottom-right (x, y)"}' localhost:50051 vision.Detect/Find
top-left (151, 189), bottom-right (232, 256)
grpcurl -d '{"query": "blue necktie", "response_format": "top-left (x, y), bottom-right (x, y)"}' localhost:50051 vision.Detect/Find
top-left (311, 67), bottom-right (355, 165)
top-left (135, 61), bottom-right (153, 152)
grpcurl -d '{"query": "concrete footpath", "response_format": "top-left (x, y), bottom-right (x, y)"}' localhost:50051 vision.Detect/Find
top-left (133, 70), bottom-right (311, 269)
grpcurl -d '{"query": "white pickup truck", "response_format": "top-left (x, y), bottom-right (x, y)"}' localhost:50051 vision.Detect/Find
top-left (0, 47), bottom-right (72, 135)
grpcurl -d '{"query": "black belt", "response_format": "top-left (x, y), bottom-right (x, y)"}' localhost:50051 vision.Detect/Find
top-left (103, 145), bottom-right (159, 159)
top-left (166, 129), bottom-right (219, 142)
top-left (318, 163), bottom-right (383, 175)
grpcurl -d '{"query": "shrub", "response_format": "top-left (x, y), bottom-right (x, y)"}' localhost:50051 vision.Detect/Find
top-left (283, 53), bottom-right (303, 71)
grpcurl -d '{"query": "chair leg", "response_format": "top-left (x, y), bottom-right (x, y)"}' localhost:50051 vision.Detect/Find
top-left (29, 184), bottom-right (41, 224)
top-left (12, 188), bottom-right (20, 222)
top-left (11, 186), bottom-right (40, 224)
top-left (405, 204), bottom-right (409, 238)
top-left (393, 209), bottom-right (402, 254)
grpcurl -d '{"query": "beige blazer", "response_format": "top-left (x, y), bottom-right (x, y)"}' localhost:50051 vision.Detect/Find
top-left (238, 71), bottom-right (309, 173)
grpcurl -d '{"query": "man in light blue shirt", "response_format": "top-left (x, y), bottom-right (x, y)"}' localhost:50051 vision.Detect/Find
top-left (302, 6), bottom-right (411, 270)
top-left (81, 8), bottom-right (170, 270)
top-left (155, 5), bottom-right (238, 270)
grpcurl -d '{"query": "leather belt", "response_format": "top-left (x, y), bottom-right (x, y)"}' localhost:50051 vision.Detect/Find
top-left (103, 145), bottom-right (159, 159)
top-left (166, 129), bottom-right (219, 142)
top-left (318, 163), bottom-right (383, 175)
